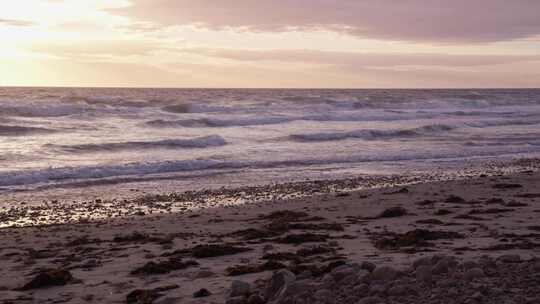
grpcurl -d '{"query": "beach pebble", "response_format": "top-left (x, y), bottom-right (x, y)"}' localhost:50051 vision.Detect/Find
top-left (265, 269), bottom-right (295, 301)
top-left (193, 270), bottom-right (215, 279)
top-left (498, 254), bottom-right (521, 263)
top-left (368, 283), bottom-right (386, 295)
top-left (464, 268), bottom-right (485, 280)
top-left (193, 288), bottom-right (211, 298)
top-left (413, 256), bottom-right (434, 269)
top-left (230, 280), bottom-right (251, 298)
top-left (370, 266), bottom-right (397, 281)
top-left (358, 296), bottom-right (383, 304)
top-left (313, 289), bottom-right (333, 301)
top-left (331, 265), bottom-right (357, 282)
top-left (353, 283), bottom-right (369, 295)
top-left (387, 284), bottom-right (408, 296)
top-left (432, 256), bottom-right (457, 274)
top-left (247, 293), bottom-right (265, 304)
top-left (360, 261), bottom-right (376, 272)
top-left (226, 296), bottom-right (247, 304)
top-left (415, 265), bottom-right (432, 282)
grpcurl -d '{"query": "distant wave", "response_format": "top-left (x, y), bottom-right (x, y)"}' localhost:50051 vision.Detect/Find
top-left (0, 124), bottom-right (55, 136)
top-left (146, 116), bottom-right (294, 128)
top-left (46, 135), bottom-right (227, 153)
top-left (161, 104), bottom-right (192, 113)
top-left (464, 119), bottom-right (540, 128)
top-left (145, 112), bottom-right (434, 129)
top-left (0, 104), bottom-right (88, 117)
top-left (289, 124), bottom-right (455, 142)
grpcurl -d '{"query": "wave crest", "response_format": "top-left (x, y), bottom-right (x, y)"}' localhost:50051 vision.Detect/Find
top-left (289, 124), bottom-right (455, 142)
top-left (0, 124), bottom-right (55, 136)
top-left (46, 135), bottom-right (227, 153)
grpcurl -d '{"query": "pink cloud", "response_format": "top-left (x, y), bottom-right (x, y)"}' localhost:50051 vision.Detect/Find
top-left (116, 0), bottom-right (540, 43)
top-left (186, 48), bottom-right (540, 67)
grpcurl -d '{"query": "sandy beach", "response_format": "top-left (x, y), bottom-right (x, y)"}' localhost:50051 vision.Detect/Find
top-left (1, 167), bottom-right (539, 303)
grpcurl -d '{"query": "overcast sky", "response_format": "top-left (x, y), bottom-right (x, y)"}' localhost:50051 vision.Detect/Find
top-left (1, 0), bottom-right (540, 88)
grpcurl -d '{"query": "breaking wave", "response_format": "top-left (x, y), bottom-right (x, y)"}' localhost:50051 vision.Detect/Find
top-left (289, 124), bottom-right (455, 142)
top-left (0, 124), bottom-right (56, 136)
top-left (46, 135), bottom-right (227, 153)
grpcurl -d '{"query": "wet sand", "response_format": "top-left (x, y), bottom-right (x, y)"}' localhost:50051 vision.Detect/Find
top-left (1, 168), bottom-right (539, 303)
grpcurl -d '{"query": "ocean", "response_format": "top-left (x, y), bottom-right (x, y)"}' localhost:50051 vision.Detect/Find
top-left (1, 87), bottom-right (540, 195)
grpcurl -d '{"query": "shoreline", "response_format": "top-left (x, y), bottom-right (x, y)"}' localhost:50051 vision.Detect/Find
top-left (1, 169), bottom-right (539, 303)
top-left (1, 157), bottom-right (540, 228)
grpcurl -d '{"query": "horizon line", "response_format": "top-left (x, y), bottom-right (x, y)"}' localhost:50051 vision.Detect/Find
top-left (2, 85), bottom-right (540, 90)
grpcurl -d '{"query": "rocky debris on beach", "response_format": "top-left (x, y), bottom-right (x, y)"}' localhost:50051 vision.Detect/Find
top-left (131, 258), bottom-right (199, 275)
top-left (164, 244), bottom-right (253, 259)
top-left (226, 255), bottom-right (540, 304)
top-left (16, 268), bottom-right (76, 290)
top-left (191, 244), bottom-right (253, 258)
top-left (376, 206), bottom-right (408, 218)
top-left (193, 288), bottom-right (212, 298)
top-left (126, 284), bottom-right (179, 304)
top-left (373, 229), bottom-right (465, 251)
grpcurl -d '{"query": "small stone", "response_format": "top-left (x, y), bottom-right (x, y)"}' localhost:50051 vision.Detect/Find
top-left (193, 288), bottom-right (211, 298)
top-left (353, 283), bottom-right (369, 295)
top-left (432, 256), bottom-right (457, 275)
top-left (17, 269), bottom-right (74, 290)
top-left (358, 296), bottom-right (383, 304)
top-left (331, 265), bottom-right (356, 282)
top-left (264, 269), bottom-right (295, 301)
top-left (194, 270), bottom-right (215, 279)
top-left (415, 265), bottom-right (432, 282)
top-left (262, 245), bottom-right (274, 252)
top-left (370, 266), bottom-right (397, 281)
top-left (388, 284), bottom-right (407, 296)
top-left (296, 270), bottom-right (312, 280)
top-left (360, 261), bottom-right (376, 272)
top-left (313, 289), bottom-right (333, 301)
top-left (437, 278), bottom-right (457, 288)
top-left (368, 284), bottom-right (386, 295)
top-left (471, 291), bottom-right (483, 299)
top-left (498, 254), bottom-right (521, 263)
top-left (226, 296), bottom-right (247, 304)
top-left (247, 293), bottom-right (265, 304)
top-left (464, 268), bottom-right (485, 280)
top-left (413, 256), bottom-right (434, 269)
top-left (230, 280), bottom-right (251, 298)
top-left (462, 261), bottom-right (478, 269)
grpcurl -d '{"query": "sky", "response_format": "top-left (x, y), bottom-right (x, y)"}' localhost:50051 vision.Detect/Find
top-left (1, 0), bottom-right (540, 88)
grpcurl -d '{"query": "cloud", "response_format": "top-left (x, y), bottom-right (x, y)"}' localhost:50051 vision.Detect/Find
top-left (116, 0), bottom-right (540, 43)
top-left (28, 40), bottom-right (166, 58)
top-left (0, 18), bottom-right (35, 27)
top-left (185, 48), bottom-right (540, 68)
